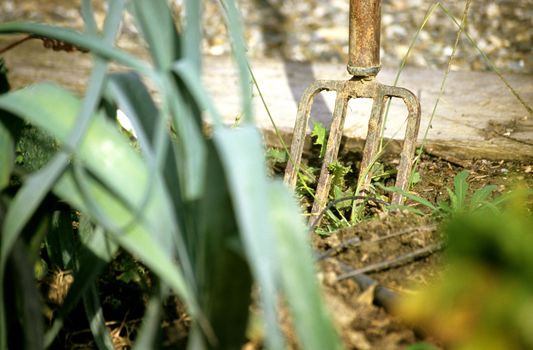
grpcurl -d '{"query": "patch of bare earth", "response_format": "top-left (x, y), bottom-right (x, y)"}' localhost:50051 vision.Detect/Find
top-left (306, 154), bottom-right (532, 349)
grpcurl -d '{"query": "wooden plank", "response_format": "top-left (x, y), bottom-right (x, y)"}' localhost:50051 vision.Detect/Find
top-left (2, 38), bottom-right (532, 160)
top-left (205, 57), bottom-right (533, 161)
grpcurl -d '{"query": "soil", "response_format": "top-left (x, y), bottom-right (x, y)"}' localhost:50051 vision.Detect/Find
top-left (313, 211), bottom-right (442, 349)
top-left (303, 153), bottom-right (532, 349)
top-left (266, 145), bottom-right (532, 349)
top-left (43, 152), bottom-right (531, 349)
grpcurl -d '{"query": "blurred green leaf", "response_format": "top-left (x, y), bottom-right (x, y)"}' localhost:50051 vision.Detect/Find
top-left (172, 60), bottom-right (223, 127)
top-left (189, 140), bottom-right (253, 349)
top-left (405, 342), bottom-right (439, 350)
top-left (107, 72), bottom-right (159, 148)
top-left (0, 122), bottom-right (13, 190)
top-left (1, 153), bottom-right (69, 278)
top-left (269, 181), bottom-right (342, 349)
top-left (80, 0), bottom-right (98, 34)
top-left (44, 223), bottom-right (118, 347)
top-left (132, 284), bottom-right (164, 350)
top-left (183, 0), bottom-right (202, 71)
top-left (409, 170), bottom-right (421, 185)
top-left (0, 83), bottom-right (202, 331)
top-left (45, 208), bottom-right (77, 270)
top-left (218, 0), bottom-right (253, 123)
top-left (0, 22), bottom-right (150, 75)
top-left (266, 148), bottom-right (288, 164)
top-left (83, 284), bottom-right (115, 350)
top-left (130, 0), bottom-right (179, 70)
top-left (401, 194), bottom-right (533, 349)
top-left (164, 74), bottom-right (208, 200)
top-left (0, 11), bottom-right (118, 314)
top-left (213, 126), bottom-right (284, 349)
top-left (0, 84), bottom-right (174, 247)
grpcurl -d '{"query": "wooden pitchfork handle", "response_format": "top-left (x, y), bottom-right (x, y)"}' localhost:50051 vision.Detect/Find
top-left (348, 0), bottom-right (381, 77)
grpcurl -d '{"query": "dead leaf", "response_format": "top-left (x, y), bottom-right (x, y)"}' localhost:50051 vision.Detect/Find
top-left (357, 284), bottom-right (376, 306)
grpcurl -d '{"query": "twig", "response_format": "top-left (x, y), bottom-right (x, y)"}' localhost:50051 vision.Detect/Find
top-left (0, 34), bottom-right (33, 54)
top-left (0, 34), bottom-right (89, 55)
top-left (336, 242), bottom-right (444, 281)
top-left (317, 222), bottom-right (438, 260)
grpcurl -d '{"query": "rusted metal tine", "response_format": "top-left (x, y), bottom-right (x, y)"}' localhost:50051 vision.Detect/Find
top-left (358, 85), bottom-right (421, 205)
top-left (284, 0), bottom-right (421, 223)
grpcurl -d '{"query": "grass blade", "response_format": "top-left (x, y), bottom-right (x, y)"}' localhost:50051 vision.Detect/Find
top-left (378, 184), bottom-right (438, 211)
top-left (438, 3), bottom-right (532, 117)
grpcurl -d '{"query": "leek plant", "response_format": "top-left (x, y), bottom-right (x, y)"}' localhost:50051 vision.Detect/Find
top-left (0, 1), bottom-right (340, 349)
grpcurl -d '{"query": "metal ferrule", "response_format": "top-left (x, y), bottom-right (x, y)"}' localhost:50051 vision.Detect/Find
top-left (347, 64), bottom-right (381, 77)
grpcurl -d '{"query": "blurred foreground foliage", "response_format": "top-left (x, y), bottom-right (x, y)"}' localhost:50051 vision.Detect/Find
top-left (0, 1), bottom-right (341, 349)
top-left (399, 187), bottom-right (533, 350)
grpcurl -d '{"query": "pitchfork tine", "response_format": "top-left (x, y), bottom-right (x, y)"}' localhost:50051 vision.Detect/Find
top-left (310, 87), bottom-right (350, 218)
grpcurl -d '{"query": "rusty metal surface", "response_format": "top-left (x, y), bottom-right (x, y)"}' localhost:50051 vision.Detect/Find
top-left (348, 0), bottom-right (381, 77)
top-left (358, 82), bottom-right (421, 205)
top-left (284, 76), bottom-right (421, 221)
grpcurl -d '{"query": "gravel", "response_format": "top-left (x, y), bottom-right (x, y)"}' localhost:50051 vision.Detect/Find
top-left (1, 0), bottom-right (532, 73)
top-left (203, 0), bottom-right (533, 73)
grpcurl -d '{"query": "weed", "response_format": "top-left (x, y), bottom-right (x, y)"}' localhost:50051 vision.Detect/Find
top-left (311, 121), bottom-right (328, 158)
top-left (380, 170), bottom-right (512, 218)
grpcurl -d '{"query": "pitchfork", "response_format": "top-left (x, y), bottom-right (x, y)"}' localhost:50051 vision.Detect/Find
top-left (284, 0), bottom-right (421, 223)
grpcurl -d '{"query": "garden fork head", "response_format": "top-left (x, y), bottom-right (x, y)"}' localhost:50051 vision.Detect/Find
top-left (284, 0), bottom-right (421, 223)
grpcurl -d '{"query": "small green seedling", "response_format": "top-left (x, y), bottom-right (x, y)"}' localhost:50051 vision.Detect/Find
top-left (311, 121), bottom-right (327, 158)
top-left (381, 170), bottom-right (502, 218)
